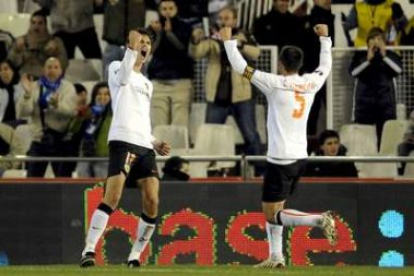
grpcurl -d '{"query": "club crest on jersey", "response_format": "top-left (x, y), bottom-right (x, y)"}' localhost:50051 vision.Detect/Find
top-left (124, 152), bottom-right (137, 174)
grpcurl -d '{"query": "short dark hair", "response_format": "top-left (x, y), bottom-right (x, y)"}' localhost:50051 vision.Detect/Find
top-left (279, 46), bottom-right (304, 73)
top-left (31, 9), bottom-right (48, 22)
top-left (91, 81), bottom-right (109, 106)
top-left (132, 27), bottom-right (154, 45)
top-left (319, 129), bottom-right (340, 146)
top-left (73, 83), bottom-right (87, 95)
top-left (366, 27), bottom-right (386, 43)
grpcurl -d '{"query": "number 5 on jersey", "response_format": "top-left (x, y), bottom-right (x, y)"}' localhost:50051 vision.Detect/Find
top-left (292, 92), bottom-right (306, 119)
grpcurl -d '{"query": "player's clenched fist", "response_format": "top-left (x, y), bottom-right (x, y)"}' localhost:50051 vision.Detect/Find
top-left (314, 24), bottom-right (329, 37)
top-left (128, 30), bottom-right (142, 51)
top-left (219, 27), bottom-right (232, 41)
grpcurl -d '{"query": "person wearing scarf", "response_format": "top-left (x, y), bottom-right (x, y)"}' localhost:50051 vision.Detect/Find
top-left (16, 57), bottom-right (78, 177)
top-left (0, 60), bottom-right (23, 123)
top-left (67, 82), bottom-right (112, 178)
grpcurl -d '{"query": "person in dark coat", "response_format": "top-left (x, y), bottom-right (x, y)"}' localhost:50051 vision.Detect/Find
top-left (305, 130), bottom-right (358, 177)
top-left (349, 27), bottom-right (402, 147)
top-left (162, 156), bottom-right (190, 181)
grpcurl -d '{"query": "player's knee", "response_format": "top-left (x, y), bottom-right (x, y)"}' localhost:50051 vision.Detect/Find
top-left (104, 192), bottom-right (122, 209)
top-left (144, 194), bottom-right (159, 209)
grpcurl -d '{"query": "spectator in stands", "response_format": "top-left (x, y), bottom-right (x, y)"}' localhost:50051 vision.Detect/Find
top-left (190, 6), bottom-right (263, 175)
top-left (8, 10), bottom-right (68, 78)
top-left (305, 130), bottom-right (358, 177)
top-left (349, 27), bottom-right (402, 147)
top-left (0, 30), bottom-right (14, 61)
top-left (16, 57), bottom-right (78, 177)
top-left (162, 156), bottom-right (190, 181)
top-left (400, 16), bottom-right (414, 45)
top-left (34, 0), bottom-right (102, 60)
top-left (0, 60), bottom-right (23, 124)
top-left (252, 0), bottom-right (303, 49)
top-left (397, 110), bottom-right (414, 175)
top-left (69, 82), bottom-right (112, 178)
top-left (343, 0), bottom-right (406, 47)
top-left (97, 0), bottom-right (147, 80)
top-left (0, 123), bottom-right (27, 177)
top-left (148, 0), bottom-right (193, 128)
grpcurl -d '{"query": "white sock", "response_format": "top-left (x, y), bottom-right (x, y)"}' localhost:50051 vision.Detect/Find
top-left (278, 209), bottom-right (323, 227)
top-left (266, 222), bottom-right (283, 261)
top-left (82, 209), bottom-right (110, 255)
top-left (128, 216), bottom-right (156, 262)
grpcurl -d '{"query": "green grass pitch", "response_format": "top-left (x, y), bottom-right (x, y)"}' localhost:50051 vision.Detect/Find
top-left (0, 265), bottom-right (413, 276)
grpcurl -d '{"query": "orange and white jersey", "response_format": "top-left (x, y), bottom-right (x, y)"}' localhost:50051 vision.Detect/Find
top-left (224, 37), bottom-right (332, 164)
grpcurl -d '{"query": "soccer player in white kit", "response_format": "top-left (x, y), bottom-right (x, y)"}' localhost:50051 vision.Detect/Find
top-left (80, 29), bottom-right (171, 268)
top-left (220, 24), bottom-right (338, 268)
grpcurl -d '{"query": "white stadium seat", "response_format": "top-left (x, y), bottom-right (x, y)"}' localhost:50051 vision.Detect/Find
top-left (153, 125), bottom-right (190, 149)
top-left (380, 120), bottom-right (408, 156)
top-left (189, 103), bottom-right (207, 144)
top-left (340, 124), bottom-right (378, 156)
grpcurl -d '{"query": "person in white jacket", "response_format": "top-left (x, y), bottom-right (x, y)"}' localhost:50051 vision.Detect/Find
top-left (220, 24), bottom-right (337, 269)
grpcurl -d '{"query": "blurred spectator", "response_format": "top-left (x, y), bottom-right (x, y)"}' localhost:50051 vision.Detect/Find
top-left (0, 123), bottom-right (27, 177)
top-left (8, 10), bottom-right (68, 78)
top-left (397, 110), bottom-right (414, 175)
top-left (99, 0), bottom-right (147, 80)
top-left (305, 130), bottom-right (358, 177)
top-left (16, 57), bottom-right (78, 177)
top-left (400, 16), bottom-right (414, 45)
top-left (0, 30), bottom-right (14, 62)
top-left (69, 82), bottom-right (112, 178)
top-left (162, 156), bottom-right (190, 181)
top-left (148, 0), bottom-right (193, 128)
top-left (300, 0), bottom-right (335, 136)
top-left (343, 0), bottom-right (406, 47)
top-left (252, 0), bottom-right (303, 48)
top-left (190, 7), bottom-right (263, 175)
top-left (34, 0), bottom-right (102, 59)
top-left (0, 60), bottom-right (23, 124)
top-left (59, 83), bottom-right (89, 177)
top-left (349, 27), bottom-right (402, 147)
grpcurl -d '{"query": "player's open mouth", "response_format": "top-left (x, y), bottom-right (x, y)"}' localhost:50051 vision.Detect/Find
top-left (141, 49), bottom-right (148, 59)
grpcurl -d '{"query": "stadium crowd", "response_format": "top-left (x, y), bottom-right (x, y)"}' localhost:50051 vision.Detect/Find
top-left (0, 0), bottom-right (413, 178)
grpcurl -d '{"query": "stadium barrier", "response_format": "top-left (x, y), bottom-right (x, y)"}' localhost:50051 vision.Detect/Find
top-left (1, 155), bottom-right (414, 180)
top-left (0, 178), bottom-right (413, 267)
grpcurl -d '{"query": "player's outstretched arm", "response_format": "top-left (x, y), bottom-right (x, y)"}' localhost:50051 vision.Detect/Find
top-left (221, 27), bottom-right (280, 94)
top-left (111, 30), bottom-right (142, 86)
top-left (313, 24), bottom-right (332, 79)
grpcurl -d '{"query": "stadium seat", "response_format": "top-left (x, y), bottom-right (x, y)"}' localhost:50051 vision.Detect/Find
top-left (189, 103), bottom-right (207, 144)
top-left (340, 124), bottom-right (378, 156)
top-left (193, 124), bottom-right (236, 170)
top-left (403, 152), bottom-right (414, 178)
top-left (153, 125), bottom-right (190, 149)
top-left (2, 169), bottom-right (27, 178)
top-left (357, 162), bottom-right (398, 178)
top-left (80, 81), bottom-right (98, 104)
top-left (0, 13), bottom-right (30, 37)
top-left (226, 116), bottom-right (244, 145)
top-left (65, 59), bottom-right (102, 82)
top-left (379, 120), bottom-right (408, 156)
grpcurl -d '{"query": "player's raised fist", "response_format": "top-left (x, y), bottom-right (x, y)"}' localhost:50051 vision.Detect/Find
top-left (314, 24), bottom-right (329, 37)
top-left (128, 30), bottom-right (142, 51)
top-left (219, 27), bottom-right (232, 41)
